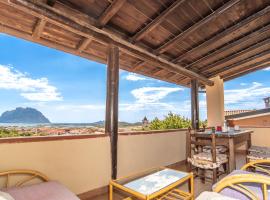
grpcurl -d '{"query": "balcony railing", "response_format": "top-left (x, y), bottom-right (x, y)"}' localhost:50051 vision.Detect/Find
top-left (0, 127), bottom-right (268, 198)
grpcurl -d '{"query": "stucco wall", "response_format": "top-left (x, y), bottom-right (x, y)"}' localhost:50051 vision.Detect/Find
top-left (247, 127), bottom-right (270, 147)
top-left (0, 130), bottom-right (187, 194)
top-left (118, 131), bottom-right (187, 177)
top-left (0, 137), bottom-right (111, 194)
top-left (230, 115), bottom-right (270, 127)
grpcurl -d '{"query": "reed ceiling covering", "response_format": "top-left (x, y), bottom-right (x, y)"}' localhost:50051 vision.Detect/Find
top-left (0, 0), bottom-right (269, 87)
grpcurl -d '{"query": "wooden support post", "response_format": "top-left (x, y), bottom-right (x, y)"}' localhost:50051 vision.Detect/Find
top-left (191, 79), bottom-right (199, 130)
top-left (105, 45), bottom-right (119, 180)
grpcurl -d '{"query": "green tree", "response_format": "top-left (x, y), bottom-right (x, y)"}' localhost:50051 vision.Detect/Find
top-left (149, 112), bottom-right (206, 130)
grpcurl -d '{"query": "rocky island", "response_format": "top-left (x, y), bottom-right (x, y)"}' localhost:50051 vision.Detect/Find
top-left (0, 107), bottom-right (50, 124)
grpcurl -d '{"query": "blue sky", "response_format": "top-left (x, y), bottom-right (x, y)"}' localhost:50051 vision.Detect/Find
top-left (0, 33), bottom-right (270, 123)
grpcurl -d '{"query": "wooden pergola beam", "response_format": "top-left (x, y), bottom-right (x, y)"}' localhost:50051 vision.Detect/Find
top-left (223, 59), bottom-right (270, 81)
top-left (0, 22), bottom-right (107, 65)
top-left (199, 37), bottom-right (270, 73)
top-left (6, 0), bottom-right (214, 86)
top-left (183, 23), bottom-right (270, 70)
top-left (156, 0), bottom-right (240, 54)
top-left (132, 0), bottom-right (186, 42)
top-left (208, 49), bottom-right (270, 78)
top-left (32, 18), bottom-right (46, 39)
top-left (173, 6), bottom-right (270, 64)
top-left (98, 0), bottom-right (127, 27)
top-left (77, 38), bottom-right (92, 53)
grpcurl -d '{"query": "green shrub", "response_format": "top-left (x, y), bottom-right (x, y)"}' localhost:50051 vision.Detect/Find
top-left (149, 112), bottom-right (206, 130)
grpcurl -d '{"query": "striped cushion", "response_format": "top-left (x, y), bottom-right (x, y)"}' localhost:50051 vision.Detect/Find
top-left (249, 146), bottom-right (270, 154)
top-left (203, 145), bottom-right (228, 154)
top-left (247, 152), bottom-right (270, 161)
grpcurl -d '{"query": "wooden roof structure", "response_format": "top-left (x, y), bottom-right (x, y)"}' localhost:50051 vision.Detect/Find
top-left (0, 0), bottom-right (269, 87)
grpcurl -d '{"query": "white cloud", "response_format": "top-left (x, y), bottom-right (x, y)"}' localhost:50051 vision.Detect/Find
top-left (263, 66), bottom-right (270, 71)
top-left (131, 87), bottom-right (183, 104)
top-left (125, 73), bottom-right (147, 81)
top-left (118, 87), bottom-right (185, 120)
top-left (55, 104), bottom-right (105, 111)
top-left (224, 82), bottom-right (270, 107)
top-left (120, 102), bottom-right (176, 112)
top-left (0, 65), bottom-right (62, 101)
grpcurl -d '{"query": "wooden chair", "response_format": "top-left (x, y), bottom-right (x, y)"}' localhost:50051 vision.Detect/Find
top-left (0, 170), bottom-right (49, 188)
top-left (186, 128), bottom-right (229, 183)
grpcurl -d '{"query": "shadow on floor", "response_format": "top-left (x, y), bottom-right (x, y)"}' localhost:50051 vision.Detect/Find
top-left (90, 154), bottom-right (246, 200)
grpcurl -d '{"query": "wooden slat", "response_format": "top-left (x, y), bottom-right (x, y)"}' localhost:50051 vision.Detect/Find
top-left (32, 18), bottom-right (46, 39)
top-left (173, 6), bottom-right (270, 64)
top-left (208, 49), bottom-right (270, 77)
top-left (6, 0), bottom-right (214, 86)
top-left (98, 0), bottom-right (127, 27)
top-left (223, 59), bottom-right (270, 81)
top-left (199, 37), bottom-right (270, 73)
top-left (46, 0), bottom-right (56, 7)
top-left (131, 60), bottom-right (145, 71)
top-left (77, 38), bottom-right (92, 53)
top-left (132, 0), bottom-right (186, 42)
top-left (156, 0), bottom-right (241, 54)
top-left (153, 68), bottom-right (164, 76)
top-left (184, 23), bottom-right (270, 70)
top-left (0, 23), bottom-right (107, 64)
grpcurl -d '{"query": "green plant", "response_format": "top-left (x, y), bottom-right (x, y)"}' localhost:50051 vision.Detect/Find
top-left (0, 128), bottom-right (34, 138)
top-left (148, 112), bottom-right (206, 130)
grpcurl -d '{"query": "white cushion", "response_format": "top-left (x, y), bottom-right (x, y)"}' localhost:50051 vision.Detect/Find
top-left (0, 192), bottom-right (14, 200)
top-left (196, 191), bottom-right (237, 200)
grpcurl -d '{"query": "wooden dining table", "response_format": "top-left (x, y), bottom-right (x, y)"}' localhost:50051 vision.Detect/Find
top-left (194, 130), bottom-right (253, 172)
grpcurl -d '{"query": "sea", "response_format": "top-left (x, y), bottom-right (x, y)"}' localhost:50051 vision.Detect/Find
top-left (0, 123), bottom-right (97, 128)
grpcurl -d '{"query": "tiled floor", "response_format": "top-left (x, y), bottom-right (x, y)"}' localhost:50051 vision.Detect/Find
top-left (90, 154), bottom-right (246, 200)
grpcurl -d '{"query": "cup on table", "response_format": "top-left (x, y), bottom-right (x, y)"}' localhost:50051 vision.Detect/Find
top-left (234, 125), bottom-right (240, 131)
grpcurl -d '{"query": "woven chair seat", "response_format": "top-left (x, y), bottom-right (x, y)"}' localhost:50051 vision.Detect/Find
top-left (247, 151), bottom-right (270, 161)
top-left (248, 145), bottom-right (270, 154)
top-left (202, 145), bottom-right (228, 154)
top-left (188, 152), bottom-right (228, 169)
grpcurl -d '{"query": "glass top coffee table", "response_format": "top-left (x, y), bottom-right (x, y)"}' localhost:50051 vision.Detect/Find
top-left (109, 167), bottom-right (194, 200)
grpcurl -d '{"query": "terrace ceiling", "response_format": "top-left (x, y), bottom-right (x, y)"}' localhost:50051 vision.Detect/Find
top-left (0, 0), bottom-right (269, 87)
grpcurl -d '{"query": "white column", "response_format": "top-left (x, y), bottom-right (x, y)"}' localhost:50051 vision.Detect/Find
top-left (206, 76), bottom-right (225, 127)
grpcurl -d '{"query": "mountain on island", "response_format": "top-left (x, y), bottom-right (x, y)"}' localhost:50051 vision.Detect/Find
top-left (89, 120), bottom-right (141, 127)
top-left (0, 107), bottom-right (50, 124)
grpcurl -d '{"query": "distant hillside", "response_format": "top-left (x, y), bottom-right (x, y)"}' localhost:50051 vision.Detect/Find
top-left (0, 107), bottom-right (50, 124)
top-left (89, 120), bottom-right (141, 127)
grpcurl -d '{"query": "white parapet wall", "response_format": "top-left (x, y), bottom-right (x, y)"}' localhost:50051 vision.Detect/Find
top-left (0, 136), bottom-right (111, 195)
top-left (0, 130), bottom-right (187, 195)
top-left (246, 127), bottom-right (270, 147)
top-left (118, 131), bottom-right (187, 177)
